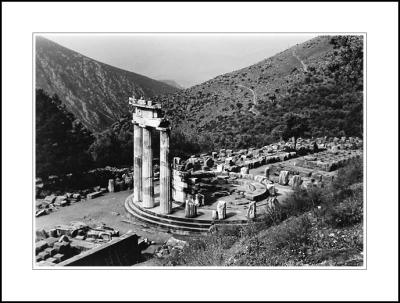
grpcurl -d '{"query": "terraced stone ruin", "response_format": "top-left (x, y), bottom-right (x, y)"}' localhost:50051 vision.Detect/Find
top-left (125, 96), bottom-right (363, 234)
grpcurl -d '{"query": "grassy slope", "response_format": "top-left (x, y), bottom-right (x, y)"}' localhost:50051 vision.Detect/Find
top-left (157, 35), bottom-right (362, 151)
top-left (159, 36), bottom-right (333, 132)
top-left (161, 160), bottom-right (364, 267)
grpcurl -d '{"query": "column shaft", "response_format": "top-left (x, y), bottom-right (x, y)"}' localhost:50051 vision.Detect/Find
top-left (160, 129), bottom-right (171, 214)
top-left (142, 127), bottom-right (154, 208)
top-left (133, 124), bottom-right (143, 203)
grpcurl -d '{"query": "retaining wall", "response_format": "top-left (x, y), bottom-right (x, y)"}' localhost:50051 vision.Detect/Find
top-left (58, 232), bottom-right (139, 266)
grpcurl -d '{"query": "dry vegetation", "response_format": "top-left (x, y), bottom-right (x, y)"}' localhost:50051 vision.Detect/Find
top-left (161, 159), bottom-right (363, 266)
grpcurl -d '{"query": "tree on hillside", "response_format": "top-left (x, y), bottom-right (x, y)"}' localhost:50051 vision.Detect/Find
top-left (88, 116), bottom-right (133, 167)
top-left (36, 89), bottom-right (94, 179)
top-left (281, 113), bottom-right (310, 150)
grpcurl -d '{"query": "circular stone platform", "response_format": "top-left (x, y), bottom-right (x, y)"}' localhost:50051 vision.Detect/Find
top-left (125, 177), bottom-right (293, 235)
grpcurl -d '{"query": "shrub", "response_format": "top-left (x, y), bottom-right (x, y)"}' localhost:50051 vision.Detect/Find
top-left (272, 216), bottom-right (312, 251)
top-left (324, 189), bottom-right (363, 228)
top-left (163, 234), bottom-right (227, 266)
top-left (231, 215), bottom-right (313, 266)
top-left (332, 158), bottom-right (363, 191)
top-left (284, 187), bottom-right (325, 216)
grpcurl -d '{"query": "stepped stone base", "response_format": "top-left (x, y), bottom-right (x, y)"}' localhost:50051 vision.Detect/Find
top-left (124, 193), bottom-right (271, 235)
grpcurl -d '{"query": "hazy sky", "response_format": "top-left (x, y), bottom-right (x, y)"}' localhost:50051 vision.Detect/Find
top-left (43, 33), bottom-right (318, 88)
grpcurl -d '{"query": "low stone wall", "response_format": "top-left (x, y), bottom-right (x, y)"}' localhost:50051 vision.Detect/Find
top-left (294, 150), bottom-right (362, 172)
top-left (171, 168), bottom-right (270, 203)
top-left (58, 232), bottom-right (139, 266)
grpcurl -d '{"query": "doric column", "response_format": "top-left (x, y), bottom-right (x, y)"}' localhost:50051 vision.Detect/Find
top-left (133, 124), bottom-right (143, 203)
top-left (142, 126), bottom-right (154, 208)
top-left (159, 128), bottom-right (171, 214)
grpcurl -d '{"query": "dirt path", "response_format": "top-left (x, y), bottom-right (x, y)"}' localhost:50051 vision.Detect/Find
top-left (292, 49), bottom-right (308, 72)
top-left (237, 84), bottom-right (259, 115)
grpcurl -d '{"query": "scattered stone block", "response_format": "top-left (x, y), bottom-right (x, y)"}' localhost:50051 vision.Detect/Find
top-left (35, 209), bottom-right (47, 217)
top-left (289, 175), bottom-right (302, 189)
top-left (195, 193), bottom-right (205, 206)
top-left (108, 179), bottom-right (115, 193)
top-left (266, 184), bottom-right (277, 196)
top-left (35, 240), bottom-right (48, 254)
top-left (54, 196), bottom-right (67, 206)
top-left (99, 232), bottom-right (112, 241)
top-left (53, 253), bottom-right (65, 263)
top-left (53, 241), bottom-right (70, 254)
top-left (55, 225), bottom-right (72, 236)
top-left (254, 175), bottom-right (267, 184)
top-left (35, 255), bottom-right (43, 262)
top-left (217, 201), bottom-right (227, 220)
top-left (225, 157), bottom-right (234, 166)
top-left (264, 166), bottom-right (271, 179)
top-left (44, 195), bottom-right (56, 204)
top-left (37, 250), bottom-right (50, 260)
top-left (184, 200), bottom-right (197, 218)
top-left (124, 177), bottom-right (133, 189)
top-left (278, 170), bottom-right (290, 185)
top-left (166, 237), bottom-right (188, 250)
top-left (86, 191), bottom-right (103, 200)
top-left (44, 247), bottom-right (57, 257)
top-left (216, 164), bottom-right (224, 172)
top-left (58, 235), bottom-right (70, 242)
top-left (87, 230), bottom-right (101, 239)
top-left (265, 196), bottom-right (280, 213)
top-left (44, 237), bottom-right (58, 247)
top-left (242, 173), bottom-right (254, 180)
top-left (247, 201), bottom-right (256, 219)
top-left (48, 229), bottom-right (58, 238)
top-left (240, 167), bottom-right (249, 175)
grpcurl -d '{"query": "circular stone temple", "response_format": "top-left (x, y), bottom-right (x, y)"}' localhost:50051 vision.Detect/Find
top-left (125, 95), bottom-right (282, 234)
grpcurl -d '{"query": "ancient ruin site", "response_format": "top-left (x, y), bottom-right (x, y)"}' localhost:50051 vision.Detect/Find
top-left (35, 93), bottom-right (363, 267)
top-left (33, 34), bottom-right (365, 267)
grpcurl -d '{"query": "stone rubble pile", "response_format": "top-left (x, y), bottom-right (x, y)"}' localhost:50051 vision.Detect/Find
top-left (35, 222), bottom-right (120, 266)
top-left (154, 237), bottom-right (188, 259)
top-left (177, 136), bottom-right (362, 176)
top-left (36, 173), bottom-right (135, 217)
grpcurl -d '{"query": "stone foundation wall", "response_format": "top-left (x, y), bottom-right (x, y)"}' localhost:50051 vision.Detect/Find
top-left (58, 232), bottom-right (139, 266)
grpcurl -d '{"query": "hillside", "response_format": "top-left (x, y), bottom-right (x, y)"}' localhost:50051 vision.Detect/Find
top-left (35, 36), bottom-right (179, 132)
top-left (159, 160), bottom-right (364, 267)
top-left (160, 79), bottom-right (185, 90)
top-left (156, 35), bottom-right (363, 152)
top-left (35, 89), bottom-right (94, 179)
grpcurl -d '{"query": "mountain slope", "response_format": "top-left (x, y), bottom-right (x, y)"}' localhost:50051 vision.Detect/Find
top-left (160, 79), bottom-right (184, 90)
top-left (157, 35), bottom-right (363, 151)
top-left (35, 36), bottom-right (179, 132)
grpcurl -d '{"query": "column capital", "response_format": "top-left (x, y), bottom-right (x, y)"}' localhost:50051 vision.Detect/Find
top-left (156, 126), bottom-right (171, 132)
